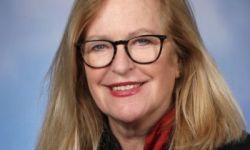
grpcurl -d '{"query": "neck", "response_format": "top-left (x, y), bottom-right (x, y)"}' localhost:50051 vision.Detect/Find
top-left (108, 118), bottom-right (148, 150)
top-left (108, 105), bottom-right (174, 150)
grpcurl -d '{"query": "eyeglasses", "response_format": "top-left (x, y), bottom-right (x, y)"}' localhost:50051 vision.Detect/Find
top-left (76, 35), bottom-right (167, 68)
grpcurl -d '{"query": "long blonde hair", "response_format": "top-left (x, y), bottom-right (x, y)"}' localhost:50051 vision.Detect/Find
top-left (36, 0), bottom-right (246, 150)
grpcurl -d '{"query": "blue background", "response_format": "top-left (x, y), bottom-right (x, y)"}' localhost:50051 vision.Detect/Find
top-left (0, 0), bottom-right (249, 149)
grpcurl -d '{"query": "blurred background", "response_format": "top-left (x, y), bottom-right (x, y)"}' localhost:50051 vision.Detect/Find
top-left (0, 0), bottom-right (249, 149)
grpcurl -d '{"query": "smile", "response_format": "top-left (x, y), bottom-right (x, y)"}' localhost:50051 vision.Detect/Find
top-left (112, 84), bottom-right (141, 91)
top-left (107, 82), bottom-right (144, 97)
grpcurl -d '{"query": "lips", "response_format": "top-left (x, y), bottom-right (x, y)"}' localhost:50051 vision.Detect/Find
top-left (107, 82), bottom-right (144, 97)
top-left (112, 83), bottom-right (141, 91)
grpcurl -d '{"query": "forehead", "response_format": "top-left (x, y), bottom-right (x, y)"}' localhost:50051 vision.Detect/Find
top-left (85, 0), bottom-right (164, 39)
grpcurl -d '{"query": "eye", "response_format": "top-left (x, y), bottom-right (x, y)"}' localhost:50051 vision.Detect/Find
top-left (86, 41), bottom-right (111, 53)
top-left (92, 44), bottom-right (108, 50)
top-left (133, 37), bottom-right (153, 46)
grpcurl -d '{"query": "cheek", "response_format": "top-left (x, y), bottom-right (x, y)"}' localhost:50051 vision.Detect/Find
top-left (85, 68), bottom-right (95, 90)
top-left (161, 43), bottom-right (180, 78)
top-left (153, 60), bottom-right (177, 93)
top-left (84, 66), bottom-right (104, 98)
top-left (151, 45), bottom-right (179, 95)
top-left (85, 68), bottom-right (104, 111)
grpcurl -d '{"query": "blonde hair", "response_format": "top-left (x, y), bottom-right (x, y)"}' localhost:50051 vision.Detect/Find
top-left (162, 0), bottom-right (246, 149)
top-left (36, 0), bottom-right (246, 150)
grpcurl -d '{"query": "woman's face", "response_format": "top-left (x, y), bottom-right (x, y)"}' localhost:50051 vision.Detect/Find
top-left (84, 0), bottom-right (180, 124)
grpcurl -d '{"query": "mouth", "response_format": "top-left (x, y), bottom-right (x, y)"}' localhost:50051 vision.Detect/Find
top-left (107, 82), bottom-right (145, 97)
top-left (111, 83), bottom-right (141, 91)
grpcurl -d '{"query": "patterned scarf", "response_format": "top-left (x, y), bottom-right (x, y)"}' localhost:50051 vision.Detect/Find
top-left (144, 106), bottom-right (175, 150)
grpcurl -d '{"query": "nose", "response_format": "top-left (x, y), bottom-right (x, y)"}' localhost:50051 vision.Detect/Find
top-left (110, 45), bottom-right (135, 75)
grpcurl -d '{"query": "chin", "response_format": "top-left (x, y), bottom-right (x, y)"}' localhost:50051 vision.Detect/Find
top-left (109, 106), bottom-right (146, 124)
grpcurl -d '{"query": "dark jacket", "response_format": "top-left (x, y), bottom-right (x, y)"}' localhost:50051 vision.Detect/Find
top-left (218, 134), bottom-right (250, 150)
top-left (99, 118), bottom-right (250, 150)
top-left (98, 131), bottom-right (250, 150)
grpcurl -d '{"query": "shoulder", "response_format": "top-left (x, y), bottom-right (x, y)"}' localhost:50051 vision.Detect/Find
top-left (218, 133), bottom-right (250, 150)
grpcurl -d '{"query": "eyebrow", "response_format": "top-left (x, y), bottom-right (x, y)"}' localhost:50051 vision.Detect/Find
top-left (85, 28), bottom-right (160, 41)
top-left (127, 28), bottom-right (159, 38)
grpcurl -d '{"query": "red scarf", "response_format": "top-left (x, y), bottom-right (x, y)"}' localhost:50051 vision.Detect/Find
top-left (144, 107), bottom-right (175, 150)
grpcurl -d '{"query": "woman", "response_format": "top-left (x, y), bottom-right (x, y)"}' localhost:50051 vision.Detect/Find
top-left (37, 0), bottom-right (250, 149)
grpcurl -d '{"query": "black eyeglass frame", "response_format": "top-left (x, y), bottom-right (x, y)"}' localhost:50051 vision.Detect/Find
top-left (76, 34), bottom-right (167, 69)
